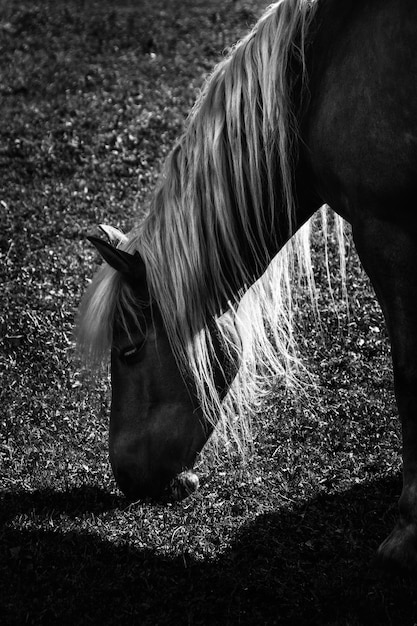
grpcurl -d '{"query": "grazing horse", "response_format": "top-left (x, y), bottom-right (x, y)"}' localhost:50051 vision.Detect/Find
top-left (78, 0), bottom-right (417, 570)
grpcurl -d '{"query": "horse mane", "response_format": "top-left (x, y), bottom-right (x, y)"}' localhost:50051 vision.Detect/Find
top-left (78, 0), bottom-right (343, 452)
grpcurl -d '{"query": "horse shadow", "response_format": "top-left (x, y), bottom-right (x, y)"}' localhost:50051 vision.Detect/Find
top-left (1, 477), bottom-right (417, 625)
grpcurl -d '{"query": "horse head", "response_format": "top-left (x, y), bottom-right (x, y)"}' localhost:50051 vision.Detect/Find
top-left (87, 236), bottom-right (240, 501)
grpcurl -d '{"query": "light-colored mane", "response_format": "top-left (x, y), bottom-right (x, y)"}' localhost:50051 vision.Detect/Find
top-left (78, 0), bottom-right (344, 451)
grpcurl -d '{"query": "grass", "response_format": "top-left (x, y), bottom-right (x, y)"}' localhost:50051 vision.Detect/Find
top-left (1, 0), bottom-right (417, 623)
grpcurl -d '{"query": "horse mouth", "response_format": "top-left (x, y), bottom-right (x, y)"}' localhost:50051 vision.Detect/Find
top-left (112, 464), bottom-right (200, 502)
top-left (168, 470), bottom-right (200, 501)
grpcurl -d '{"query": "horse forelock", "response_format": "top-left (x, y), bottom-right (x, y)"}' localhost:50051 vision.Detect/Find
top-left (77, 263), bottom-right (117, 362)
top-left (77, 258), bottom-right (144, 364)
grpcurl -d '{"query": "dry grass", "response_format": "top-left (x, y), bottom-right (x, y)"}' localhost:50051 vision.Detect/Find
top-left (1, 0), bottom-right (417, 624)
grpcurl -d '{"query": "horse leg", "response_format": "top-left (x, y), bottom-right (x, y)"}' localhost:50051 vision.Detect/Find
top-left (352, 215), bottom-right (417, 570)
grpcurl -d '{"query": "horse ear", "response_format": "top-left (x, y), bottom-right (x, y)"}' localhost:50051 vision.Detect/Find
top-left (98, 224), bottom-right (128, 246)
top-left (87, 236), bottom-right (146, 281)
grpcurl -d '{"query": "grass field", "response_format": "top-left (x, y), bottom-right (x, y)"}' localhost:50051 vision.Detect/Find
top-left (1, 1), bottom-right (417, 624)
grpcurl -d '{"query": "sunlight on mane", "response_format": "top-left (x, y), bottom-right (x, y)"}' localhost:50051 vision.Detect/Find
top-left (78, 0), bottom-right (346, 454)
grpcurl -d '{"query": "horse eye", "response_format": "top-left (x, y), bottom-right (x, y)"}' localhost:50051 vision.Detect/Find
top-left (120, 342), bottom-right (145, 363)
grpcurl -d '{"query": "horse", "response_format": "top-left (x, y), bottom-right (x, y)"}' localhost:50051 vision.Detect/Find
top-left (78, 0), bottom-right (417, 571)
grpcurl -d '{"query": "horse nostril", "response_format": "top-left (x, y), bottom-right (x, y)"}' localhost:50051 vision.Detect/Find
top-left (169, 470), bottom-right (200, 501)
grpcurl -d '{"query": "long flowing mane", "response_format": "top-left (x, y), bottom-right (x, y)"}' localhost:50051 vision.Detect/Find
top-left (78, 0), bottom-right (343, 450)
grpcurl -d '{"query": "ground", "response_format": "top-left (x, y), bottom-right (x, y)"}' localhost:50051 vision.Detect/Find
top-left (1, 0), bottom-right (417, 624)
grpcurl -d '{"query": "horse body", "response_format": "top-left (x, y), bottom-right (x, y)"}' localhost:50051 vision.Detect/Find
top-left (306, 0), bottom-right (417, 568)
top-left (308, 0), bottom-right (417, 216)
top-left (79, 0), bottom-right (417, 569)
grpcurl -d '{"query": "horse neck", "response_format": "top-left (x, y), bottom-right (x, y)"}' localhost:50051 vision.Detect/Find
top-left (138, 0), bottom-right (323, 319)
top-left (234, 158), bottom-right (322, 290)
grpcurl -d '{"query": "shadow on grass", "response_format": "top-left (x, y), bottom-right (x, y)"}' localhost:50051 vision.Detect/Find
top-left (1, 478), bottom-right (417, 625)
top-left (0, 486), bottom-right (123, 525)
